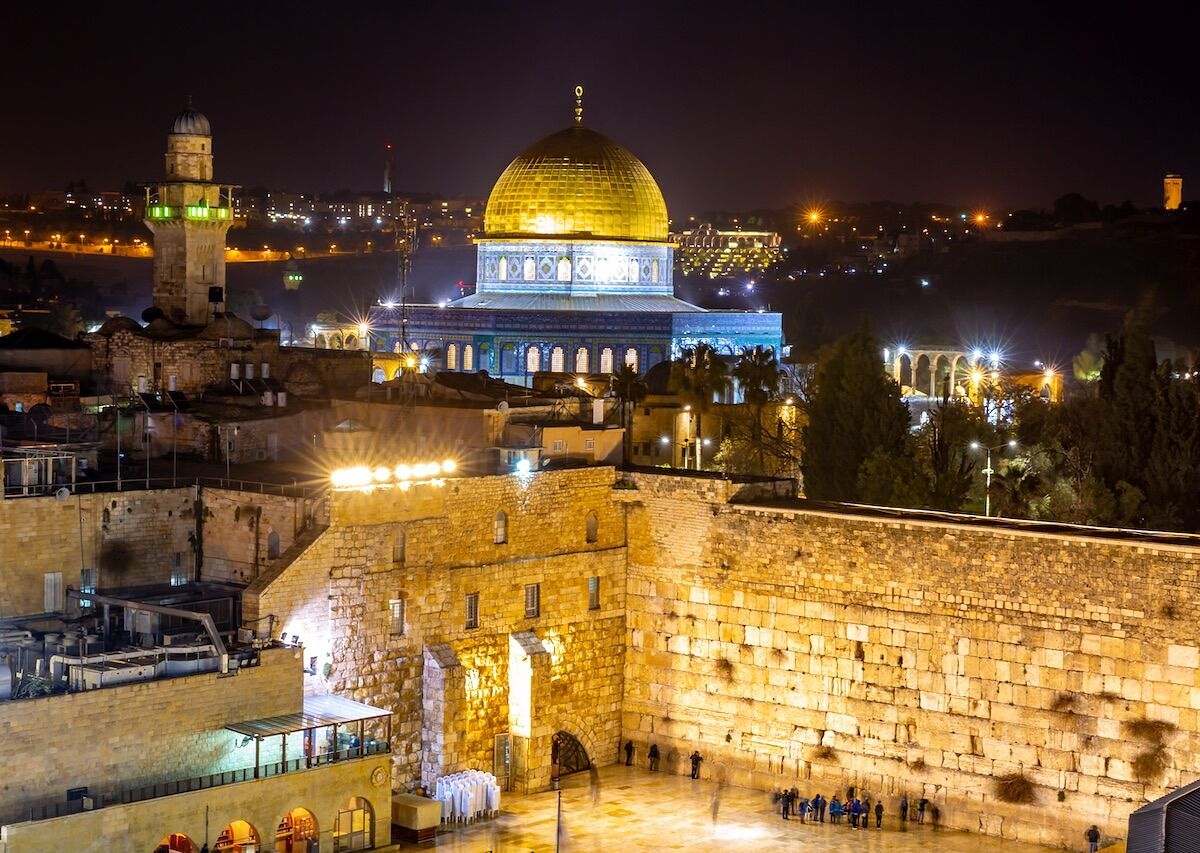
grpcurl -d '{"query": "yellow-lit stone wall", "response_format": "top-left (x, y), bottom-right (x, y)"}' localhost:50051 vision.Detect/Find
top-left (0, 488), bottom-right (197, 618)
top-left (0, 755), bottom-right (387, 853)
top-left (200, 487), bottom-right (322, 584)
top-left (0, 646), bottom-right (302, 827)
top-left (247, 467), bottom-right (627, 793)
top-left (621, 472), bottom-right (1200, 848)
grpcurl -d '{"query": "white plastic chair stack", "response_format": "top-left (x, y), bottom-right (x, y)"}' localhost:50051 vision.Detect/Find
top-left (434, 770), bottom-right (500, 823)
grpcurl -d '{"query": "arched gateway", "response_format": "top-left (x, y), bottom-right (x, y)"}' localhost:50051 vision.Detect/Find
top-left (551, 731), bottom-right (591, 778)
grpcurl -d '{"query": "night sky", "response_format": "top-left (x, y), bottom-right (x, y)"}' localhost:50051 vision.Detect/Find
top-left (3, 1), bottom-right (1197, 213)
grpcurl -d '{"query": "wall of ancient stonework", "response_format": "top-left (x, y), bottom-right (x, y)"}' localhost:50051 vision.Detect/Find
top-left (247, 467), bottom-right (628, 793)
top-left (199, 487), bottom-right (320, 585)
top-left (0, 488), bottom-right (197, 618)
top-left (620, 472), bottom-right (1200, 848)
top-left (0, 646), bottom-right (301, 826)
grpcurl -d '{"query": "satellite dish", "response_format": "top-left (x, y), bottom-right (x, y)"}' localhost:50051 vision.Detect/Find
top-left (55, 487), bottom-right (71, 501)
top-left (250, 304), bottom-right (273, 323)
top-left (496, 401), bottom-right (509, 413)
top-left (27, 403), bottom-right (52, 427)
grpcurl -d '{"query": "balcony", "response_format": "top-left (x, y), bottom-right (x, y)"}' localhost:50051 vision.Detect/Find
top-left (146, 204), bottom-right (232, 221)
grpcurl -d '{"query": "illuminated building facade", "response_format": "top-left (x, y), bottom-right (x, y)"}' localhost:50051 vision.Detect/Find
top-left (144, 101), bottom-right (236, 325)
top-left (1165, 173), bottom-right (1183, 210)
top-left (674, 223), bottom-right (783, 279)
top-left (313, 89), bottom-right (782, 384)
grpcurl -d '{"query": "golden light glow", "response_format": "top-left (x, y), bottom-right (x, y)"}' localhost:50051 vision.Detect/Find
top-left (805, 209), bottom-right (824, 224)
top-left (331, 459), bottom-right (458, 491)
top-left (483, 126), bottom-right (669, 242)
top-left (970, 369), bottom-right (984, 384)
top-left (973, 212), bottom-right (988, 224)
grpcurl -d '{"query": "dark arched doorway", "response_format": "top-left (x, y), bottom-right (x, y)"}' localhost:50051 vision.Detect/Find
top-left (551, 731), bottom-right (590, 778)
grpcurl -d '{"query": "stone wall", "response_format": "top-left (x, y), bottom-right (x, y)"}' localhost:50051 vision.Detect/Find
top-left (620, 472), bottom-right (1200, 847)
top-left (0, 488), bottom-right (196, 618)
top-left (0, 646), bottom-right (302, 826)
top-left (199, 487), bottom-right (318, 584)
top-left (247, 467), bottom-right (628, 793)
top-left (0, 753), bottom-right (387, 853)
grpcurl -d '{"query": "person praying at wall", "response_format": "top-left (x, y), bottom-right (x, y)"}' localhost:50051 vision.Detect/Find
top-left (648, 743), bottom-right (660, 771)
top-left (689, 750), bottom-right (703, 779)
top-left (829, 795), bottom-right (843, 823)
top-left (623, 740), bottom-right (634, 766)
top-left (900, 794), bottom-right (908, 823)
top-left (797, 793), bottom-right (809, 823)
top-left (875, 800), bottom-right (884, 828)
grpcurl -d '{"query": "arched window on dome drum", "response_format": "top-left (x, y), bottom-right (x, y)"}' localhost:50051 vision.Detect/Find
top-left (600, 348), bottom-right (614, 374)
top-left (652, 259), bottom-right (660, 282)
top-left (624, 348), bottom-right (639, 372)
top-left (446, 344), bottom-right (458, 370)
top-left (550, 347), bottom-right (565, 373)
top-left (393, 340), bottom-right (402, 353)
top-left (575, 347), bottom-right (589, 373)
top-left (526, 346), bottom-right (541, 373)
top-left (501, 344), bottom-right (517, 374)
top-left (557, 257), bottom-right (572, 281)
top-left (463, 344), bottom-right (474, 371)
top-left (498, 256), bottom-right (507, 281)
top-left (628, 259), bottom-right (639, 282)
top-left (523, 258), bottom-right (536, 281)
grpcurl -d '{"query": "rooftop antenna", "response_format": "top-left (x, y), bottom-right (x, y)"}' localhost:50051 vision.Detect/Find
top-left (574, 85), bottom-right (584, 125)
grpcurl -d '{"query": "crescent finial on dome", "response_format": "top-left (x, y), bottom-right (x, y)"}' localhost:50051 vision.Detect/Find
top-left (574, 85), bottom-right (584, 125)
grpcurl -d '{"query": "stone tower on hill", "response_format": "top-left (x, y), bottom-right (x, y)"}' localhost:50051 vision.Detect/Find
top-left (144, 99), bottom-right (236, 325)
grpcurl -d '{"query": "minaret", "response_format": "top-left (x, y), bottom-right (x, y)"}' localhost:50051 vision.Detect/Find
top-left (144, 99), bottom-right (236, 324)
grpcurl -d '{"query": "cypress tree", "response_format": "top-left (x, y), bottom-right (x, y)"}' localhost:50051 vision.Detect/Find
top-left (802, 319), bottom-right (910, 501)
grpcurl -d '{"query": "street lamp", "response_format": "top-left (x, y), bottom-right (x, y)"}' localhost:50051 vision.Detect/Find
top-left (970, 439), bottom-right (1017, 517)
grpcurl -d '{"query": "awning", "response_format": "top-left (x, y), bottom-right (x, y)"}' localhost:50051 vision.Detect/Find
top-left (225, 694), bottom-right (390, 738)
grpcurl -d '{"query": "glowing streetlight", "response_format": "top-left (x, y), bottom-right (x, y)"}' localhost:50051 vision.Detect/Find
top-left (970, 439), bottom-right (1018, 517)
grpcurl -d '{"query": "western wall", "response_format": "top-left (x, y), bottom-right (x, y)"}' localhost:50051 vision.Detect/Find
top-left (621, 472), bottom-right (1200, 846)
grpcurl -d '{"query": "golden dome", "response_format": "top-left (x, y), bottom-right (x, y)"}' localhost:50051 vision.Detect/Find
top-left (484, 126), bottom-right (668, 243)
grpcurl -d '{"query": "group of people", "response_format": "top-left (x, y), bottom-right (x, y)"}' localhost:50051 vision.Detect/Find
top-left (774, 788), bottom-right (934, 830)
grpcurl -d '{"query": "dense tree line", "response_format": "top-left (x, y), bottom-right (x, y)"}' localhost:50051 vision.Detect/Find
top-left (798, 315), bottom-right (1200, 532)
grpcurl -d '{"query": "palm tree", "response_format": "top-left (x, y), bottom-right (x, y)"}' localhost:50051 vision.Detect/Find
top-left (669, 343), bottom-right (731, 469)
top-left (613, 363), bottom-right (647, 466)
top-left (733, 345), bottom-right (781, 474)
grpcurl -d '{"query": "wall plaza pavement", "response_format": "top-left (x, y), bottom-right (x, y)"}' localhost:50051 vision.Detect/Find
top-left (390, 764), bottom-right (1075, 852)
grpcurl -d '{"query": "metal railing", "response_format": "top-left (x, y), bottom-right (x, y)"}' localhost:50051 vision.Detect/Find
top-left (26, 742), bottom-right (389, 822)
top-left (4, 475), bottom-right (326, 500)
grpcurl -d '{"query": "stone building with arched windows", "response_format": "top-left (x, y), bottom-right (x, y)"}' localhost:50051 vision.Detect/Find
top-left (311, 93), bottom-right (781, 385)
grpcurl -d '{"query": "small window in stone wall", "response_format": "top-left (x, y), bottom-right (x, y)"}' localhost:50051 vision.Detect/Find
top-left (80, 568), bottom-right (97, 607)
top-left (585, 511), bottom-right (599, 543)
top-left (389, 598), bottom-right (406, 636)
top-left (393, 528), bottom-right (406, 564)
top-left (588, 576), bottom-right (600, 610)
top-left (43, 572), bottom-right (63, 612)
top-left (466, 592), bottom-right (480, 630)
top-left (524, 583), bottom-right (540, 618)
top-left (494, 511), bottom-right (508, 544)
top-left (170, 552), bottom-right (189, 586)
